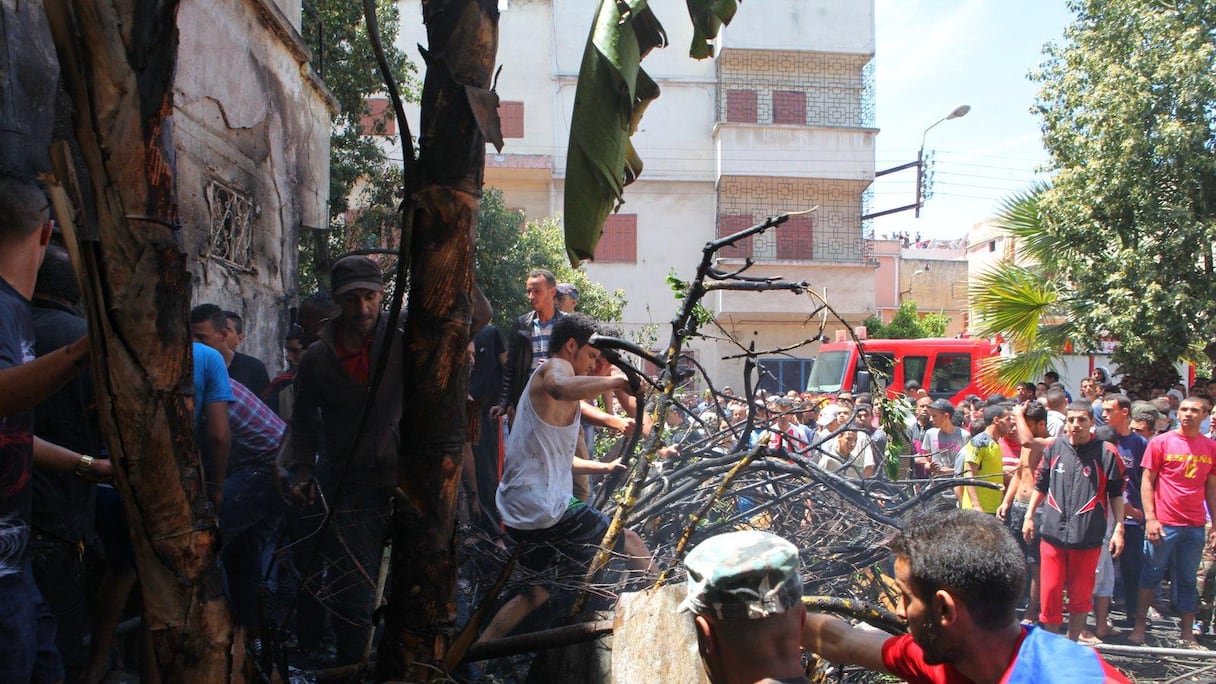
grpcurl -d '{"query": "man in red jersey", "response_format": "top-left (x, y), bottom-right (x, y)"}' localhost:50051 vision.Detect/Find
top-left (1129, 395), bottom-right (1216, 647)
top-left (801, 509), bottom-right (1129, 682)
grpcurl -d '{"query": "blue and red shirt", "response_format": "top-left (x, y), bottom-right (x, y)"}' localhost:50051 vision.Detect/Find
top-left (882, 624), bottom-right (1130, 683)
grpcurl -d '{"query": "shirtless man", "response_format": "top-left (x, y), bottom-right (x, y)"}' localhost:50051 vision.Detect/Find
top-left (997, 401), bottom-right (1051, 623)
top-left (479, 313), bottom-right (652, 642)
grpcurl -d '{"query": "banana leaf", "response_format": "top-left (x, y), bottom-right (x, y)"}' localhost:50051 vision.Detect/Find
top-left (686, 0), bottom-right (738, 58)
top-left (563, 0), bottom-right (666, 266)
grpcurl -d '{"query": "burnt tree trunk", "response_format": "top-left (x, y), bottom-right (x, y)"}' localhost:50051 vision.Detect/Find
top-left (43, 1), bottom-right (237, 679)
top-left (376, 0), bottom-right (499, 680)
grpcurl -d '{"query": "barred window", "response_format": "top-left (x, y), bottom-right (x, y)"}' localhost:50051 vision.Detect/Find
top-left (206, 181), bottom-right (255, 270)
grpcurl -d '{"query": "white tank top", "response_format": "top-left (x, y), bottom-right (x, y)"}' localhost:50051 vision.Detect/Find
top-left (496, 370), bottom-right (582, 530)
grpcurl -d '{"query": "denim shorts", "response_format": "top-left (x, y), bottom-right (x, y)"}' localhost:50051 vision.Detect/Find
top-left (1141, 525), bottom-right (1205, 613)
top-left (506, 503), bottom-right (622, 585)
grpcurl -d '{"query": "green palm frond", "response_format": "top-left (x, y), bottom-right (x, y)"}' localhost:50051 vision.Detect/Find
top-left (978, 349), bottom-right (1064, 394)
top-left (969, 261), bottom-right (1062, 344)
top-left (992, 181), bottom-right (1058, 265)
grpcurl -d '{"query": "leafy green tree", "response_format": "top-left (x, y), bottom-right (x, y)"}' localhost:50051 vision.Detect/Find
top-left (298, 0), bottom-right (417, 290)
top-left (1028, 0), bottom-right (1216, 390)
top-left (476, 188), bottom-right (626, 330)
top-left (862, 301), bottom-right (949, 339)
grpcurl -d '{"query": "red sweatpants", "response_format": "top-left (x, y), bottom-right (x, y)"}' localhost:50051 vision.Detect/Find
top-left (1039, 540), bottom-right (1102, 626)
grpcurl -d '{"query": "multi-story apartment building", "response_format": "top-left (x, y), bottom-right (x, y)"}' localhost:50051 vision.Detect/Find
top-left (395, 0), bottom-right (877, 392)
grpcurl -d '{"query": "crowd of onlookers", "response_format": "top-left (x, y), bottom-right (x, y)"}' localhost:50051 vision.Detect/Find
top-left (673, 367), bottom-right (1216, 653)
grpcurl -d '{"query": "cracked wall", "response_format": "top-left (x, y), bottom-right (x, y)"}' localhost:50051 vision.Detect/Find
top-left (175, 0), bottom-right (333, 370)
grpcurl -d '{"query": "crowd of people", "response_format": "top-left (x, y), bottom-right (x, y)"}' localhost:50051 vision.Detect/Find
top-left (3, 166), bottom-right (1210, 682)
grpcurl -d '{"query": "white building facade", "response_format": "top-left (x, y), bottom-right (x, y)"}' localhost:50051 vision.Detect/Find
top-left (396, 0), bottom-right (877, 392)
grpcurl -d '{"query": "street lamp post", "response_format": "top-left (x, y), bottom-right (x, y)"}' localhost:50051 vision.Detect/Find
top-left (914, 105), bottom-right (970, 218)
top-left (863, 104), bottom-right (971, 222)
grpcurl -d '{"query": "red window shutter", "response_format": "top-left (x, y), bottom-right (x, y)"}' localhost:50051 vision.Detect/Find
top-left (499, 101), bottom-right (525, 138)
top-left (358, 98), bottom-right (395, 136)
top-left (717, 213), bottom-right (753, 258)
top-left (594, 214), bottom-right (637, 263)
top-left (772, 91), bottom-right (806, 125)
top-left (725, 89), bottom-right (757, 124)
top-left (776, 215), bottom-right (813, 260)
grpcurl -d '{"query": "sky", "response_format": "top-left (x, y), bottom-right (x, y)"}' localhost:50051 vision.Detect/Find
top-left (868, 0), bottom-right (1076, 241)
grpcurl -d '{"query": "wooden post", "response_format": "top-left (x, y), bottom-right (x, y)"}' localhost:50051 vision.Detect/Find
top-left (375, 0), bottom-right (500, 680)
top-left (43, 1), bottom-right (236, 679)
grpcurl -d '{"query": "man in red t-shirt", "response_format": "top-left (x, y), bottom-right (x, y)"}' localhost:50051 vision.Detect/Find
top-left (801, 509), bottom-right (1129, 683)
top-left (1130, 395), bottom-right (1216, 646)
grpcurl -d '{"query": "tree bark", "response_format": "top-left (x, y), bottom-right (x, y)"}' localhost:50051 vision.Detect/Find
top-left (375, 0), bottom-right (498, 680)
top-left (43, 1), bottom-right (236, 680)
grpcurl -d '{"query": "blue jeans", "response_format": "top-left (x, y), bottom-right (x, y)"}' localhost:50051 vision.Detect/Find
top-left (0, 565), bottom-right (64, 684)
top-left (1141, 525), bottom-right (1205, 613)
top-left (220, 465), bottom-right (285, 628)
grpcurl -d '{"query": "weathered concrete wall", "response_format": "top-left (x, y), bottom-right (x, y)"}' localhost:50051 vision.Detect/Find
top-left (175, 0), bottom-right (334, 370)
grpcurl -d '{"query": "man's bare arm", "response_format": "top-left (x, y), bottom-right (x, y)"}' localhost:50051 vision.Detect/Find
top-left (33, 436), bottom-right (111, 480)
top-left (0, 336), bottom-right (89, 416)
top-left (542, 360), bottom-right (630, 403)
top-left (202, 401), bottom-right (231, 506)
top-left (801, 612), bottom-right (891, 674)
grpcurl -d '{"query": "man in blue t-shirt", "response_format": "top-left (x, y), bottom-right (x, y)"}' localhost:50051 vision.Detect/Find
top-left (0, 173), bottom-right (95, 682)
top-left (193, 342), bottom-right (234, 508)
top-left (1102, 394), bottom-right (1147, 626)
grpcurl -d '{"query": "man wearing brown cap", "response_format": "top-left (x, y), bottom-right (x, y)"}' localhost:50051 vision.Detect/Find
top-left (283, 255), bottom-right (404, 666)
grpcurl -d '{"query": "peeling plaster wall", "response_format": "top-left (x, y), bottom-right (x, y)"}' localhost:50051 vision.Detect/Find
top-left (175, 0), bottom-right (332, 371)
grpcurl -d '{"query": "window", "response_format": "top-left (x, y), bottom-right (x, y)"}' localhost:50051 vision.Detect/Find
top-left (775, 215), bottom-right (813, 260)
top-left (930, 353), bottom-right (972, 397)
top-left (772, 90), bottom-right (807, 125)
top-left (717, 213), bottom-right (753, 258)
top-left (206, 181), bottom-right (255, 270)
top-left (358, 98), bottom-right (395, 136)
top-left (904, 355), bottom-right (928, 388)
top-left (858, 352), bottom-right (895, 390)
top-left (725, 89), bottom-right (758, 123)
top-left (499, 100), bottom-right (524, 138)
top-left (594, 214), bottom-right (637, 263)
top-left (758, 358), bottom-right (814, 395)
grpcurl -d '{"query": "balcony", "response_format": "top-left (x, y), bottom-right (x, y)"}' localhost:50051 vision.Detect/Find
top-left (714, 124), bottom-right (876, 181)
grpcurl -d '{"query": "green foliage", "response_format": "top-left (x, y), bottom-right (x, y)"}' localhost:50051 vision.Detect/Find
top-left (862, 302), bottom-right (949, 340)
top-left (685, 0), bottom-right (738, 59)
top-left (298, 0), bottom-right (418, 288)
top-left (666, 271), bottom-right (714, 328)
top-left (1029, 0), bottom-right (1216, 383)
top-left (476, 189), bottom-right (626, 331)
top-left (563, 0), bottom-right (666, 266)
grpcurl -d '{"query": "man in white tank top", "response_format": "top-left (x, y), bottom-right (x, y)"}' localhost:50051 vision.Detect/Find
top-left (479, 313), bottom-right (654, 643)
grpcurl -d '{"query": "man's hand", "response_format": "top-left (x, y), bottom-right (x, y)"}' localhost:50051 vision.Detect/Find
top-left (1145, 518), bottom-right (1164, 545)
top-left (996, 502), bottom-right (1009, 522)
top-left (1022, 514), bottom-right (1036, 544)
top-left (603, 458), bottom-right (626, 473)
top-left (288, 474), bottom-right (317, 507)
top-left (1109, 525), bottom-right (1125, 559)
top-left (489, 404), bottom-right (506, 419)
top-left (84, 458), bottom-right (113, 483)
top-left (612, 416), bottom-right (636, 435)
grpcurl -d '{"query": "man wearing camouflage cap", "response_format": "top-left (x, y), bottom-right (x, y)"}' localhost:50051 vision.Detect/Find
top-left (681, 530), bottom-right (812, 684)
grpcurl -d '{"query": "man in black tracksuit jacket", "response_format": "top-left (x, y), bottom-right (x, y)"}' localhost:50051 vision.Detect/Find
top-left (1023, 401), bottom-right (1125, 641)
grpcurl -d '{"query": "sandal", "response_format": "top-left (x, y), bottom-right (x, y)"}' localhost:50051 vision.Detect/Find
top-left (1178, 639), bottom-right (1209, 651)
top-left (1077, 634), bottom-right (1103, 646)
